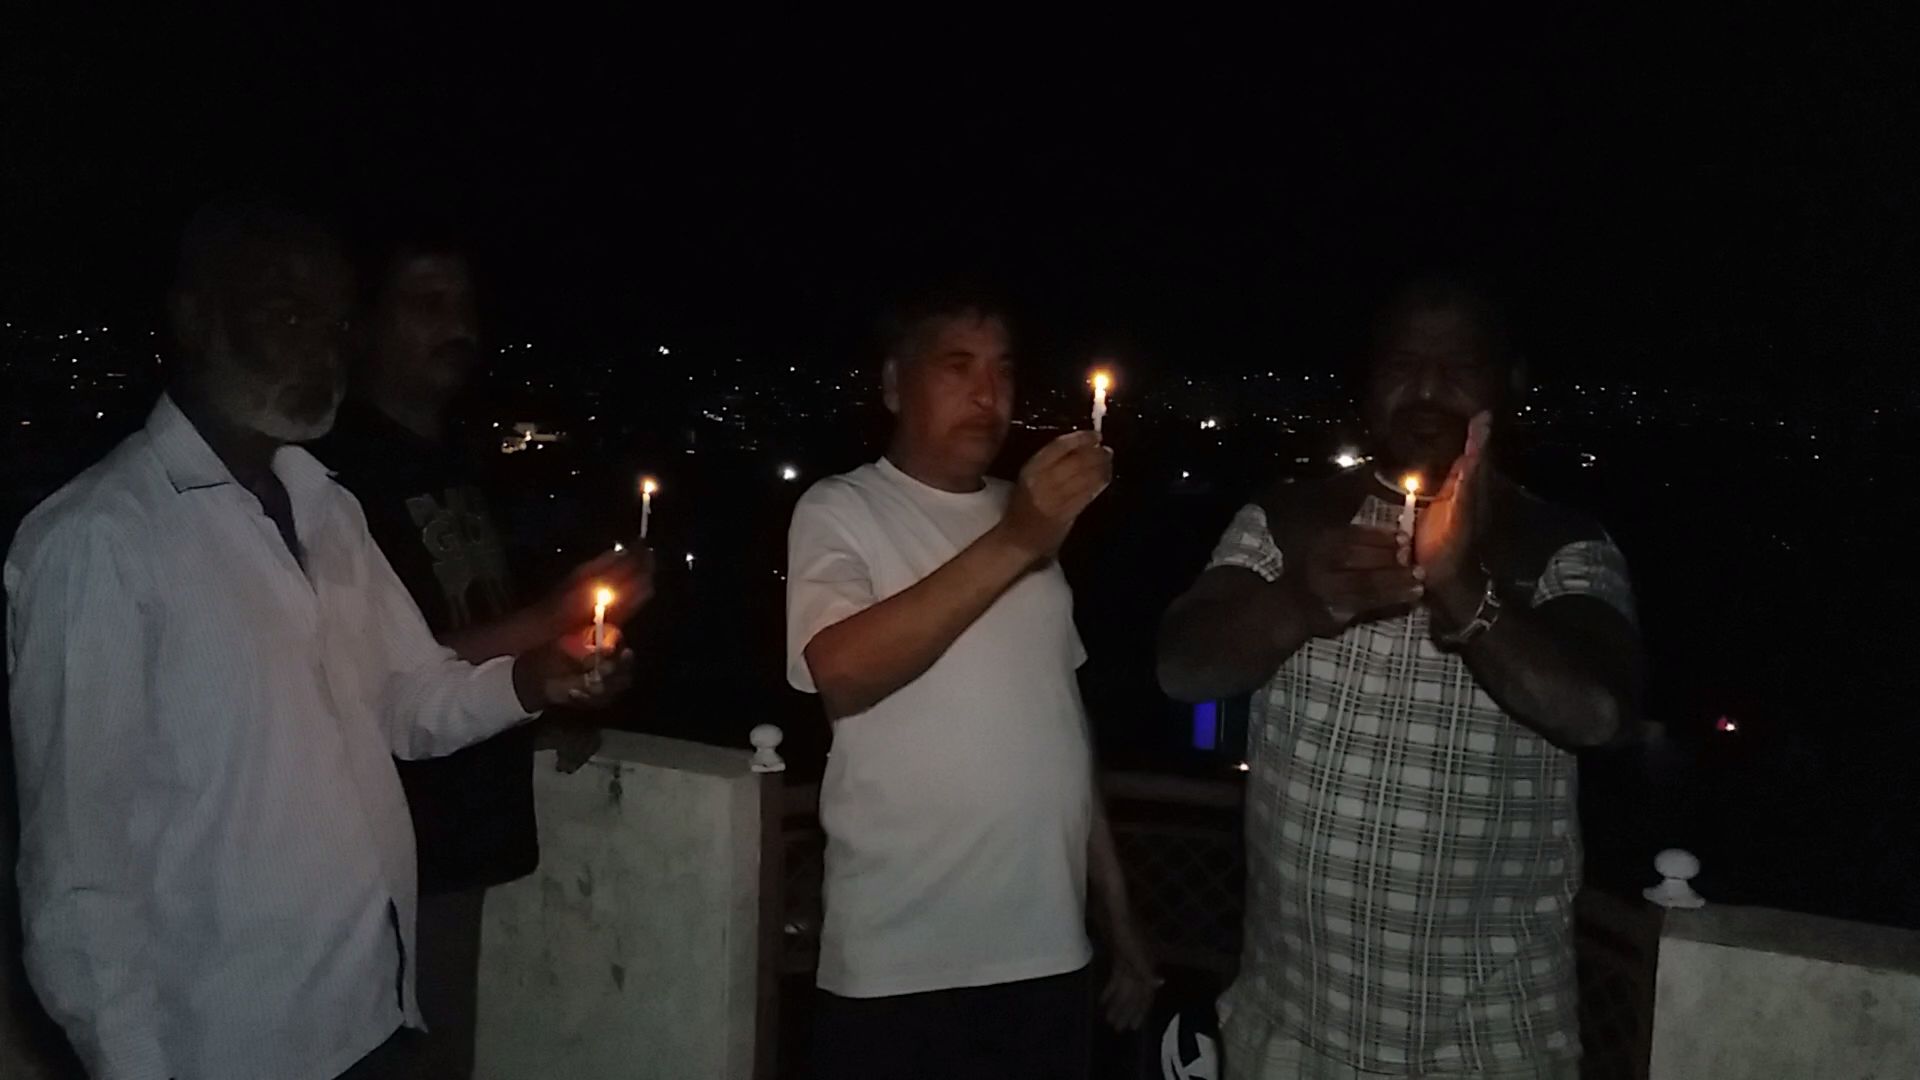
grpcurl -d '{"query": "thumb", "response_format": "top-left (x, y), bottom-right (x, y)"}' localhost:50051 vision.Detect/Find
top-left (1465, 411), bottom-right (1493, 463)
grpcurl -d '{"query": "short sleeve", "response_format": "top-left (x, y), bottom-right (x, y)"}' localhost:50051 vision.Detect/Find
top-left (1532, 538), bottom-right (1637, 624)
top-left (1207, 504), bottom-right (1285, 583)
top-left (785, 484), bottom-right (876, 693)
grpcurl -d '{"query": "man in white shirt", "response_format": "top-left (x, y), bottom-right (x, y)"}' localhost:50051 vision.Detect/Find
top-left (4, 198), bottom-right (633, 1080)
top-left (786, 286), bottom-right (1157, 1080)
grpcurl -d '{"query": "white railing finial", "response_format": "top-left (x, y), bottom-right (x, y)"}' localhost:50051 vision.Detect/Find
top-left (750, 724), bottom-right (787, 774)
top-left (1644, 848), bottom-right (1705, 909)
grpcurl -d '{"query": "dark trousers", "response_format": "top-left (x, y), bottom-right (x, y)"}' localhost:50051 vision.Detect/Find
top-left (812, 966), bottom-right (1092, 1080)
top-left (333, 1028), bottom-right (422, 1080)
top-left (414, 886), bottom-right (488, 1079)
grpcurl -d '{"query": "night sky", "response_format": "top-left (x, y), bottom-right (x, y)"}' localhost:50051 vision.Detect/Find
top-left (5, 8), bottom-right (1918, 396)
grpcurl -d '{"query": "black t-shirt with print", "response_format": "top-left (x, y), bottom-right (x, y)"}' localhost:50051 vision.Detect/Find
top-left (313, 399), bottom-right (538, 895)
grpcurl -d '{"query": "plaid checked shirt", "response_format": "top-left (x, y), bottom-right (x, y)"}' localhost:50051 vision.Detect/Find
top-left (1211, 483), bottom-right (1636, 1078)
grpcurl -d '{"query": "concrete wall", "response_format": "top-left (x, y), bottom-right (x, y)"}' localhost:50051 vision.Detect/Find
top-left (476, 734), bottom-right (768, 1080)
top-left (1651, 904), bottom-right (1920, 1079)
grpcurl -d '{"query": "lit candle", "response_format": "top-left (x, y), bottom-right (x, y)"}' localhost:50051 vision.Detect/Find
top-left (1399, 474), bottom-right (1421, 538)
top-left (638, 476), bottom-right (660, 540)
top-left (1090, 369), bottom-right (1112, 436)
top-left (592, 586), bottom-right (614, 657)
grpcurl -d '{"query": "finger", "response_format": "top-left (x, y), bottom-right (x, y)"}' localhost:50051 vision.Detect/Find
top-left (572, 549), bottom-right (628, 580)
top-left (1055, 458), bottom-right (1115, 502)
top-left (1466, 410), bottom-right (1493, 460)
top-left (594, 625), bottom-right (626, 654)
top-left (1335, 544), bottom-right (1403, 570)
top-left (1058, 476), bottom-right (1111, 519)
top-left (1032, 444), bottom-right (1110, 492)
top-left (1342, 524), bottom-right (1403, 548)
top-left (1027, 430), bottom-right (1098, 472)
top-left (1359, 568), bottom-right (1426, 604)
top-left (1434, 456), bottom-right (1470, 501)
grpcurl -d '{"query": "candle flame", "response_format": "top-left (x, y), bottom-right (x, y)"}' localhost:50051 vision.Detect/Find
top-left (1091, 370), bottom-right (1112, 393)
top-left (639, 476), bottom-right (659, 496)
top-left (594, 587), bottom-right (614, 614)
top-left (1402, 474), bottom-right (1421, 495)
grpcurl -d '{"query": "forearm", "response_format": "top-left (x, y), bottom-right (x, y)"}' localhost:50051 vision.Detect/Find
top-left (1157, 575), bottom-right (1314, 702)
top-left (391, 655), bottom-right (536, 758)
top-left (805, 524), bottom-right (1035, 718)
top-left (1432, 573), bottom-right (1625, 749)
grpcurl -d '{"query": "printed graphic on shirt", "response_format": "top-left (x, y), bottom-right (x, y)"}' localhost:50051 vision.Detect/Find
top-left (405, 486), bottom-right (510, 629)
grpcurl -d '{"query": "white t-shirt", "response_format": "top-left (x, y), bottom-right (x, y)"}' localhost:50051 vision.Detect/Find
top-left (785, 457), bottom-right (1095, 998)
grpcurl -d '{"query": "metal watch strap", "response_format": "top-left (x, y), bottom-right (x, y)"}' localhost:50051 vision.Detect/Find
top-left (1436, 567), bottom-right (1502, 649)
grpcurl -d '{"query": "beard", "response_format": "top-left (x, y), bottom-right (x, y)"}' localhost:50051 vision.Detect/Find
top-left (206, 351), bottom-right (344, 443)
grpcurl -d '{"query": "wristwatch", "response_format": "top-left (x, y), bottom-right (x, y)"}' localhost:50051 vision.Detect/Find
top-left (1435, 566), bottom-right (1503, 650)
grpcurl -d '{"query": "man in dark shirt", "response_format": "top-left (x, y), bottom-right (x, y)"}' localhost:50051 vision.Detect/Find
top-left (316, 227), bottom-right (651, 1078)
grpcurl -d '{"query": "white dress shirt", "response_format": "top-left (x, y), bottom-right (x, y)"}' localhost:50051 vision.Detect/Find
top-left (4, 396), bottom-right (535, 1080)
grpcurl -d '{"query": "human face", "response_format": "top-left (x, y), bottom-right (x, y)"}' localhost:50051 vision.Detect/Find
top-left (195, 239), bottom-right (354, 442)
top-left (1362, 304), bottom-right (1504, 483)
top-left (370, 253), bottom-right (480, 398)
top-left (887, 313), bottom-right (1015, 479)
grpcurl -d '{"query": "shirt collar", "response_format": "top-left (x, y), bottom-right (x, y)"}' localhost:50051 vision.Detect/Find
top-left (147, 393), bottom-right (338, 500)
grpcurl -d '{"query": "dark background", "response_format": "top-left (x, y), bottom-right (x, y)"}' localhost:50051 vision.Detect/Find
top-left (4, 2), bottom-right (1919, 988)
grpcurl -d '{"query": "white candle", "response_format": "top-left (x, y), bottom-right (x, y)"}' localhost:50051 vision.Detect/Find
top-left (1091, 370), bottom-right (1112, 436)
top-left (1399, 474), bottom-right (1420, 538)
top-left (592, 586), bottom-right (613, 656)
top-left (639, 476), bottom-right (659, 540)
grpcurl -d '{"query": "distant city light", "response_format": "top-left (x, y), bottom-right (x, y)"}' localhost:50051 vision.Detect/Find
top-left (1716, 716), bottom-right (1739, 734)
top-left (684, 552), bottom-right (697, 568)
top-left (778, 464), bottom-right (800, 482)
top-left (1199, 418), bottom-right (1220, 431)
top-left (1235, 762), bottom-right (1251, 772)
top-left (1180, 470), bottom-right (1191, 480)
top-left (95, 411), bottom-right (104, 420)
top-left (1334, 451), bottom-right (1361, 469)
top-left (658, 345), bottom-right (671, 356)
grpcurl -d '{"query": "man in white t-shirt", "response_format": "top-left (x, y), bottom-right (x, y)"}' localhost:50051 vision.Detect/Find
top-left (786, 286), bottom-right (1158, 1080)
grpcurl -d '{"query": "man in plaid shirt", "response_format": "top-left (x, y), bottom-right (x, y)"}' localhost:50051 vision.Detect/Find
top-left (1158, 280), bottom-right (1642, 1078)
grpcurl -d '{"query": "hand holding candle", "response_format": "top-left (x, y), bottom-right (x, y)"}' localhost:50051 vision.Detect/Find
top-left (586, 585), bottom-right (614, 690)
top-left (1090, 369), bottom-right (1112, 437)
top-left (1410, 410), bottom-right (1493, 586)
top-left (544, 549), bottom-right (654, 639)
top-left (591, 586), bottom-right (613, 656)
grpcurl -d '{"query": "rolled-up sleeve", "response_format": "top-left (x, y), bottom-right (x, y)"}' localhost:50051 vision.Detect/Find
top-left (1207, 503), bottom-right (1286, 583)
top-left (785, 484), bottom-right (875, 694)
top-left (1533, 537), bottom-right (1638, 624)
top-left (362, 527), bottom-right (534, 760)
top-left (5, 519), bottom-right (170, 1080)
